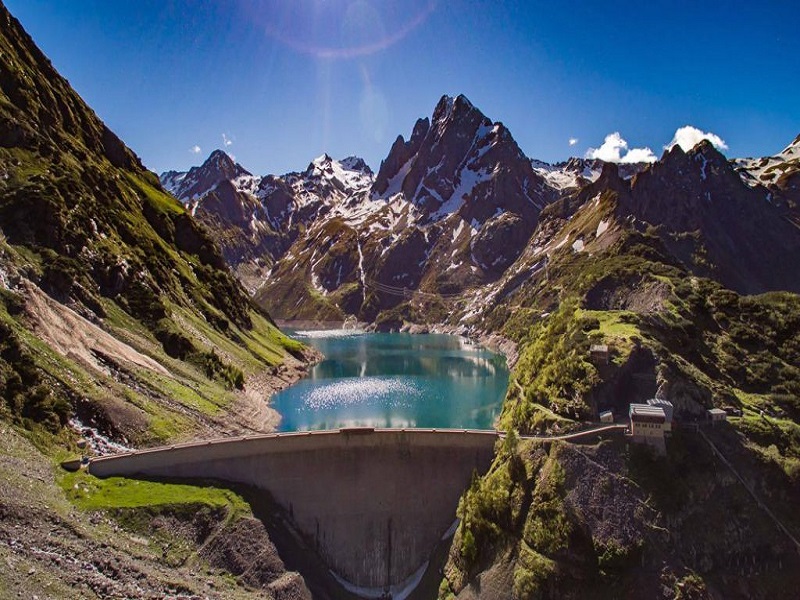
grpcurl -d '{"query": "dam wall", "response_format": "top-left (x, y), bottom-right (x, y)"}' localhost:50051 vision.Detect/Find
top-left (89, 428), bottom-right (499, 590)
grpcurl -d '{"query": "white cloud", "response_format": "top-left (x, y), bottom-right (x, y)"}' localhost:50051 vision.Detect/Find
top-left (665, 125), bottom-right (728, 152)
top-left (622, 147), bottom-right (658, 163)
top-left (587, 132), bottom-right (626, 162)
top-left (569, 137), bottom-right (579, 146)
top-left (189, 145), bottom-right (202, 154)
top-left (222, 133), bottom-right (234, 147)
top-left (586, 132), bottom-right (657, 164)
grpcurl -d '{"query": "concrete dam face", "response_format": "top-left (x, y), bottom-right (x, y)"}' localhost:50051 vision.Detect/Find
top-left (88, 428), bottom-right (498, 591)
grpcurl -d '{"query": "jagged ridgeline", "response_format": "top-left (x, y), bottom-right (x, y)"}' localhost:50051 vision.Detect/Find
top-left (0, 4), bottom-right (303, 442)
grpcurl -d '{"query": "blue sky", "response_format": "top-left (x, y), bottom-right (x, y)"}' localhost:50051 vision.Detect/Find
top-left (7, 0), bottom-right (799, 175)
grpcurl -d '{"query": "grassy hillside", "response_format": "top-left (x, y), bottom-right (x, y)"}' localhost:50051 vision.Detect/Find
top-left (0, 4), bottom-right (318, 596)
top-left (0, 2), bottom-right (307, 445)
top-left (441, 189), bottom-right (800, 598)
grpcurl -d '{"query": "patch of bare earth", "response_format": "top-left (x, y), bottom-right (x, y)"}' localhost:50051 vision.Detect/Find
top-left (222, 358), bottom-right (314, 435)
top-left (21, 280), bottom-right (169, 377)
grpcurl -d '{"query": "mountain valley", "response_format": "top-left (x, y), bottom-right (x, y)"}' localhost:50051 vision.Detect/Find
top-left (157, 95), bottom-right (800, 598)
top-left (1, 0), bottom-right (800, 597)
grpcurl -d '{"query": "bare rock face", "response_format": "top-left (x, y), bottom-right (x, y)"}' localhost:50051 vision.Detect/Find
top-left (374, 227), bottom-right (430, 291)
top-left (373, 117), bottom-right (430, 194)
top-left (199, 179), bottom-right (260, 229)
top-left (470, 213), bottom-right (530, 274)
top-left (163, 149), bottom-right (251, 200)
top-left (623, 141), bottom-right (800, 293)
top-left (312, 223), bottom-right (360, 293)
top-left (199, 517), bottom-right (312, 598)
top-left (373, 94), bottom-right (552, 229)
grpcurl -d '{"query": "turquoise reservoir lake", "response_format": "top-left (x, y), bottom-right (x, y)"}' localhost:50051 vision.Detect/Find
top-left (272, 331), bottom-right (510, 431)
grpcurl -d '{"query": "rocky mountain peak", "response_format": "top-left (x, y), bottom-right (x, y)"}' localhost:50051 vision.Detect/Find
top-left (428, 93), bottom-right (490, 143)
top-left (733, 133), bottom-right (800, 193)
top-left (780, 133), bottom-right (800, 160)
top-left (200, 149), bottom-right (249, 181)
top-left (373, 118), bottom-right (430, 195)
top-left (306, 153), bottom-right (333, 175)
top-left (339, 156), bottom-right (373, 175)
top-left (306, 153), bottom-right (372, 178)
top-left (431, 94), bottom-right (478, 126)
top-left (595, 161), bottom-right (626, 190)
top-left (563, 157), bottom-right (595, 173)
top-left (372, 93), bottom-right (550, 231)
top-left (160, 149), bottom-right (251, 202)
top-left (300, 154), bottom-right (374, 197)
top-left (690, 138), bottom-right (728, 163)
top-left (649, 139), bottom-right (737, 192)
top-left (620, 140), bottom-right (800, 293)
top-left (660, 142), bottom-right (686, 165)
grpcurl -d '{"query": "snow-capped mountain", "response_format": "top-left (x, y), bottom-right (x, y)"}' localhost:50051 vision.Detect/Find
top-left (160, 95), bottom-right (564, 309)
top-left (735, 134), bottom-right (800, 187)
top-left (531, 157), bottom-right (603, 191)
top-left (162, 149), bottom-right (254, 201)
top-left (160, 98), bottom-right (800, 326)
top-left (254, 153), bottom-right (375, 231)
top-left (531, 157), bottom-right (650, 191)
top-left (373, 94), bottom-right (552, 225)
top-left (734, 134), bottom-right (800, 210)
top-left (248, 95), bottom-right (568, 321)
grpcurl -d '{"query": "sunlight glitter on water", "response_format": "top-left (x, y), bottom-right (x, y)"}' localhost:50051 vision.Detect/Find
top-left (304, 377), bottom-right (421, 410)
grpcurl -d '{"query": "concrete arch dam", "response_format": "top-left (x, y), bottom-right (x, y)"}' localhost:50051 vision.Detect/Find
top-left (88, 428), bottom-right (499, 592)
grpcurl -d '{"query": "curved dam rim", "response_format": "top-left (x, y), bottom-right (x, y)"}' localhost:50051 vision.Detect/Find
top-left (87, 427), bottom-right (503, 465)
top-left (83, 424), bottom-right (628, 591)
top-left (85, 426), bottom-right (503, 591)
top-left (87, 424), bottom-right (628, 467)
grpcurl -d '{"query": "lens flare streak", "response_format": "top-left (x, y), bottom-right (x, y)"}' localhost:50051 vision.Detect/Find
top-left (242, 0), bottom-right (438, 60)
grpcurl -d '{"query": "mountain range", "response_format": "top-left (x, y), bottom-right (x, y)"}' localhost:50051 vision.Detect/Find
top-left (161, 96), bottom-right (800, 327)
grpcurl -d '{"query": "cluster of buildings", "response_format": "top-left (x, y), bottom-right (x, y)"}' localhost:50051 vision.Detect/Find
top-left (622, 399), bottom-right (727, 454)
top-left (589, 343), bottom-right (729, 455)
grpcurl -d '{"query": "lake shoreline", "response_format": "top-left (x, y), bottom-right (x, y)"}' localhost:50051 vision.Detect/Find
top-left (222, 343), bottom-right (323, 436)
top-left (277, 318), bottom-right (519, 376)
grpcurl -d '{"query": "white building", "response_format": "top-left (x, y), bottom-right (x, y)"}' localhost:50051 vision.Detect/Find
top-left (629, 403), bottom-right (667, 455)
top-left (647, 398), bottom-right (674, 432)
top-left (707, 408), bottom-right (727, 424)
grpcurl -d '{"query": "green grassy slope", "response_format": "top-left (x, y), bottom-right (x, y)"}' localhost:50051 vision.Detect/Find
top-left (441, 188), bottom-right (800, 598)
top-left (0, 2), bottom-right (304, 444)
